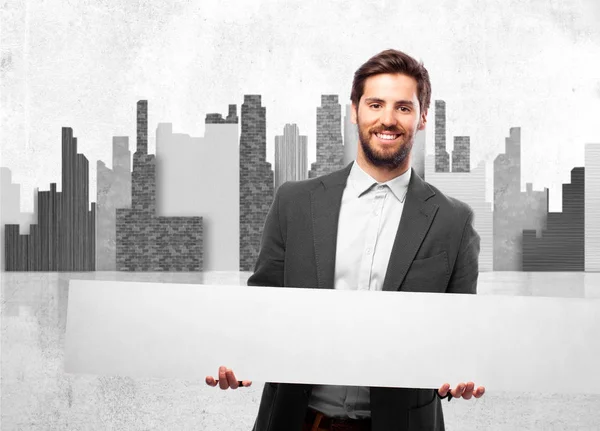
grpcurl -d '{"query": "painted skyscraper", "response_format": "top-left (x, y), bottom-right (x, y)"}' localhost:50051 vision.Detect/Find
top-left (452, 136), bottom-right (470, 173)
top-left (343, 104), bottom-right (358, 166)
top-left (585, 144), bottom-right (600, 271)
top-left (522, 167), bottom-right (584, 271)
top-left (435, 100), bottom-right (450, 173)
top-left (0, 168), bottom-right (36, 271)
top-left (96, 137), bottom-right (131, 270)
top-left (156, 105), bottom-right (239, 271)
top-left (239, 95), bottom-right (274, 271)
top-left (116, 100), bottom-right (203, 271)
top-left (309, 95), bottom-right (345, 178)
top-left (274, 123), bottom-right (308, 190)
top-left (493, 127), bottom-right (547, 271)
top-left (4, 128), bottom-right (96, 271)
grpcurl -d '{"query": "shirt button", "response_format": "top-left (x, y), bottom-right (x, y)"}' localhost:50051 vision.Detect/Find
top-left (366, 248), bottom-right (372, 254)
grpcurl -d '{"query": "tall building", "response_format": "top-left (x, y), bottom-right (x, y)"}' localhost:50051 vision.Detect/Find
top-left (0, 168), bottom-right (36, 271)
top-left (452, 136), bottom-right (470, 173)
top-left (585, 144), bottom-right (600, 271)
top-left (425, 155), bottom-right (493, 271)
top-left (116, 100), bottom-right (203, 271)
top-left (5, 128), bottom-right (96, 271)
top-left (493, 127), bottom-right (547, 270)
top-left (156, 105), bottom-right (239, 271)
top-left (434, 100), bottom-right (450, 172)
top-left (274, 124), bottom-right (308, 191)
top-left (523, 168), bottom-right (584, 271)
top-left (343, 104), bottom-right (358, 165)
top-left (239, 95), bottom-right (274, 271)
top-left (96, 137), bottom-right (131, 270)
top-left (309, 95), bottom-right (345, 178)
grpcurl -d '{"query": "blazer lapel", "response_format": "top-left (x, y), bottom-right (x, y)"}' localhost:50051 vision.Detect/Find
top-left (310, 163), bottom-right (353, 290)
top-left (382, 169), bottom-right (438, 292)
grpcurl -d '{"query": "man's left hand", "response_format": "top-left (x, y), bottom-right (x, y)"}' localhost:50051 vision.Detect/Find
top-left (438, 382), bottom-right (485, 400)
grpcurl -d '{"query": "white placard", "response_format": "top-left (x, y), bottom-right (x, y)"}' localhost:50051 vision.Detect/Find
top-left (64, 279), bottom-right (600, 394)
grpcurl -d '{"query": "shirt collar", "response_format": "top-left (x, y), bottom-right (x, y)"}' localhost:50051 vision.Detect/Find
top-left (349, 161), bottom-right (411, 202)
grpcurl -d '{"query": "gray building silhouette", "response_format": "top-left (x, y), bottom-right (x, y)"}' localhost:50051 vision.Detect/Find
top-left (585, 144), bottom-right (600, 271)
top-left (116, 100), bottom-right (202, 271)
top-left (493, 127), bottom-right (547, 271)
top-left (435, 100), bottom-right (450, 172)
top-left (96, 137), bottom-right (132, 270)
top-left (5, 128), bottom-right (96, 271)
top-left (274, 124), bottom-right (308, 191)
top-left (523, 167), bottom-right (584, 271)
top-left (1, 168), bottom-right (36, 271)
top-left (309, 95), bottom-right (345, 178)
top-left (452, 136), bottom-right (470, 173)
top-left (239, 95), bottom-right (274, 271)
top-left (156, 105), bottom-right (240, 271)
top-left (343, 104), bottom-right (358, 165)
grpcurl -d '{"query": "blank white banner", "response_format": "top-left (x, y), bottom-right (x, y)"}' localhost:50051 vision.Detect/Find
top-left (64, 279), bottom-right (600, 394)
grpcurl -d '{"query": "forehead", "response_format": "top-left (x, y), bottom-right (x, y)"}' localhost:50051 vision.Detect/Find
top-left (361, 73), bottom-right (419, 102)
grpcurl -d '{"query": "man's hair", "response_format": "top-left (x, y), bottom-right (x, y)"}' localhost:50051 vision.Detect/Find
top-left (350, 49), bottom-right (432, 113)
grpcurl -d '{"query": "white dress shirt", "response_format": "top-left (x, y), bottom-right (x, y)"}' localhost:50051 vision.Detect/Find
top-left (308, 161), bottom-right (411, 418)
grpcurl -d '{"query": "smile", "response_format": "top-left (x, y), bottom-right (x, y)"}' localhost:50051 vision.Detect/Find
top-left (375, 133), bottom-right (400, 141)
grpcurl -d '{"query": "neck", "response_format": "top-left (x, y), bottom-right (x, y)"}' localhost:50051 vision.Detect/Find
top-left (355, 156), bottom-right (411, 183)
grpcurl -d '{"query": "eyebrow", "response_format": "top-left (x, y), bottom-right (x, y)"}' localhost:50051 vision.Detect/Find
top-left (364, 97), bottom-right (415, 106)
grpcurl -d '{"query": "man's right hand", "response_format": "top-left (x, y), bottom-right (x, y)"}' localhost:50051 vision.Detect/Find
top-left (205, 366), bottom-right (253, 390)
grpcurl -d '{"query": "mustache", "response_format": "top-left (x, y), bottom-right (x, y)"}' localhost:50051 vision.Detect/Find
top-left (371, 126), bottom-right (405, 134)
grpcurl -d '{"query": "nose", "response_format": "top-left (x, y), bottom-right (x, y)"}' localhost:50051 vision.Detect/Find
top-left (380, 107), bottom-right (397, 128)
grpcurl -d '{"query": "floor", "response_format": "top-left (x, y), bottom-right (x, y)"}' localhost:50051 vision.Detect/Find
top-left (2, 271), bottom-right (600, 430)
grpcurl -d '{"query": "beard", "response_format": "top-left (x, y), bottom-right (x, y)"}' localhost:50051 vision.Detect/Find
top-left (358, 123), bottom-right (415, 169)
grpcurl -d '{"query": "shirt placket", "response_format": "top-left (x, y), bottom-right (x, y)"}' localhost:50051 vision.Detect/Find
top-left (357, 185), bottom-right (388, 290)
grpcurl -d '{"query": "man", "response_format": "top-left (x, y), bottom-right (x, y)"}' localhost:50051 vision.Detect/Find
top-left (206, 49), bottom-right (484, 430)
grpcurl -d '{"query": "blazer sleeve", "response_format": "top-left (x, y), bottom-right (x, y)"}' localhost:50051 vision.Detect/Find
top-left (446, 209), bottom-right (480, 294)
top-left (247, 184), bottom-right (287, 288)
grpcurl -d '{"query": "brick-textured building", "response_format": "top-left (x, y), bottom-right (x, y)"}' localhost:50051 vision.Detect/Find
top-left (343, 104), bottom-right (358, 165)
top-left (522, 167), bottom-right (584, 271)
top-left (435, 100), bottom-right (450, 173)
top-left (239, 95), bottom-right (274, 271)
top-left (5, 128), bottom-right (96, 271)
top-left (116, 100), bottom-right (202, 271)
top-left (274, 123), bottom-right (308, 191)
top-left (493, 127), bottom-right (547, 270)
top-left (96, 137), bottom-right (132, 270)
top-left (585, 144), bottom-right (600, 271)
top-left (309, 95), bottom-right (345, 178)
top-left (452, 136), bottom-right (470, 173)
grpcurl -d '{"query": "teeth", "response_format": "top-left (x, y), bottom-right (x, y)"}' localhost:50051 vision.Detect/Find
top-left (376, 133), bottom-right (398, 140)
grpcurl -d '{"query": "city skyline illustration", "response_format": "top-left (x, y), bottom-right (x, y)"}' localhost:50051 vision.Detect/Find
top-left (1, 94), bottom-right (598, 272)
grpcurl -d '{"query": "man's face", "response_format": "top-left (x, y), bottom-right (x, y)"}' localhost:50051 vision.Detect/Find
top-left (352, 73), bottom-right (427, 170)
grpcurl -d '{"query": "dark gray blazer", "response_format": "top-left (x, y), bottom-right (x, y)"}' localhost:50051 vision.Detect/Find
top-left (248, 162), bottom-right (480, 431)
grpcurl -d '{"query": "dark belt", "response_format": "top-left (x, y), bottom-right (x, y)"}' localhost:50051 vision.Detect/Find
top-left (303, 408), bottom-right (371, 431)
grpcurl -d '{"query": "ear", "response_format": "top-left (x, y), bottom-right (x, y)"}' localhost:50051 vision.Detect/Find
top-left (417, 108), bottom-right (428, 131)
top-left (351, 103), bottom-right (358, 125)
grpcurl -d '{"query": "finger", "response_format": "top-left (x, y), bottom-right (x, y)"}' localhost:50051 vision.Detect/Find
top-left (240, 380), bottom-right (253, 387)
top-left (205, 376), bottom-right (218, 387)
top-left (226, 369), bottom-right (239, 389)
top-left (438, 383), bottom-right (451, 396)
top-left (474, 386), bottom-right (486, 398)
top-left (451, 383), bottom-right (466, 398)
top-left (218, 366), bottom-right (228, 389)
top-left (461, 382), bottom-right (475, 400)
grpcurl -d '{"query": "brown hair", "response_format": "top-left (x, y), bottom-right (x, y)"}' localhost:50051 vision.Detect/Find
top-left (350, 49), bottom-right (432, 113)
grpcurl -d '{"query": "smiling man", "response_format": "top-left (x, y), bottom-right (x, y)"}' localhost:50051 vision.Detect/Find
top-left (206, 49), bottom-right (484, 431)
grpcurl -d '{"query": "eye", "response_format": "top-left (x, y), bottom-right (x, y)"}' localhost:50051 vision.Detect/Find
top-left (369, 103), bottom-right (382, 109)
top-left (398, 106), bottom-right (411, 112)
